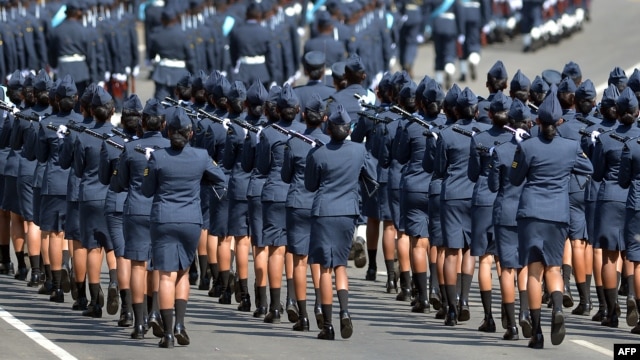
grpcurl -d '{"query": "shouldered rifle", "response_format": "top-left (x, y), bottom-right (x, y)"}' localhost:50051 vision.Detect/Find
top-left (390, 105), bottom-right (437, 130)
top-left (353, 93), bottom-right (384, 112)
top-left (270, 123), bottom-right (324, 147)
top-left (503, 125), bottom-right (531, 139)
top-left (111, 127), bottom-right (136, 142)
top-left (14, 112), bottom-right (42, 122)
top-left (231, 119), bottom-right (261, 133)
top-left (48, 121), bottom-right (110, 140)
top-left (578, 128), bottom-right (604, 138)
top-left (164, 97), bottom-right (225, 124)
top-left (105, 138), bottom-right (125, 151)
top-left (575, 114), bottom-right (596, 127)
top-left (134, 145), bottom-right (160, 154)
top-left (452, 126), bottom-right (481, 137)
top-left (357, 111), bottom-right (393, 124)
top-left (0, 99), bottom-right (16, 113)
top-left (610, 132), bottom-right (630, 143)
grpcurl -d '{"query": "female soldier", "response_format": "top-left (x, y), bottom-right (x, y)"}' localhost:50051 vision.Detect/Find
top-left (305, 105), bottom-right (377, 340)
top-left (510, 85), bottom-right (593, 349)
top-left (142, 108), bottom-right (227, 348)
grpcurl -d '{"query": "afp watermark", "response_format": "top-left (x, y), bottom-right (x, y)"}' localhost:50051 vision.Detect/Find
top-left (615, 344), bottom-right (640, 359)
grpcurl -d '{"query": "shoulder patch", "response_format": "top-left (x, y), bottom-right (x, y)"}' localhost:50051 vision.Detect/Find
top-left (511, 161), bottom-right (518, 169)
top-left (581, 151), bottom-right (587, 158)
top-left (112, 169), bottom-right (117, 176)
top-left (143, 168), bottom-right (149, 176)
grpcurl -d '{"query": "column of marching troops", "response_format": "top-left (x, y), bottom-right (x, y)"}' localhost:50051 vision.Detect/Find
top-left (0, 0), bottom-right (620, 352)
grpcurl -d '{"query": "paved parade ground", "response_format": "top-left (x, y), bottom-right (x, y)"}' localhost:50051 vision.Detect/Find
top-left (2, 0), bottom-right (640, 359)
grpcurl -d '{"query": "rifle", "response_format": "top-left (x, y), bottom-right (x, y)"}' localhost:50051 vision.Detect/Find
top-left (0, 99), bottom-right (16, 113)
top-left (105, 138), bottom-right (125, 151)
top-left (610, 133), bottom-right (630, 143)
top-left (353, 93), bottom-right (384, 112)
top-left (47, 122), bottom-right (110, 140)
top-left (575, 114), bottom-right (596, 127)
top-left (578, 128), bottom-right (604, 138)
top-left (357, 111), bottom-right (394, 124)
top-left (270, 123), bottom-right (325, 147)
top-left (452, 126), bottom-right (481, 137)
top-left (111, 127), bottom-right (136, 142)
top-left (134, 145), bottom-right (160, 154)
top-left (390, 105), bottom-right (439, 130)
top-left (231, 119), bottom-right (261, 134)
top-left (164, 97), bottom-right (225, 124)
top-left (503, 125), bottom-right (531, 140)
top-left (14, 112), bottom-right (42, 122)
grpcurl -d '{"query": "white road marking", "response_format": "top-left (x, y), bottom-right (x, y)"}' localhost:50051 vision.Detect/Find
top-left (571, 339), bottom-right (614, 357)
top-left (595, 62), bottom-right (640, 95)
top-left (0, 306), bottom-right (78, 360)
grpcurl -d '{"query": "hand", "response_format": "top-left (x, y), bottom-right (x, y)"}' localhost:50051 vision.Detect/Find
top-left (489, 146), bottom-right (495, 156)
top-left (401, 15), bottom-right (408, 23)
top-left (97, 81), bottom-right (105, 88)
top-left (56, 125), bottom-right (68, 139)
top-left (285, 76), bottom-right (295, 86)
top-left (125, 66), bottom-right (131, 75)
top-left (482, 24), bottom-right (491, 34)
top-left (220, 71), bottom-right (227, 77)
top-left (457, 35), bottom-right (466, 45)
top-left (144, 147), bottom-right (155, 161)
top-left (515, 128), bottom-right (527, 143)
top-left (543, 1), bottom-right (552, 11)
top-left (133, 66), bottom-right (140, 77)
top-left (591, 130), bottom-right (601, 144)
top-left (114, 73), bottom-right (127, 82)
top-left (389, 56), bottom-right (397, 69)
top-left (294, 70), bottom-right (302, 81)
top-left (269, 82), bottom-right (277, 88)
top-left (256, 127), bottom-right (263, 144)
top-left (431, 132), bottom-right (438, 141)
top-left (222, 118), bottom-right (230, 131)
top-left (297, 27), bottom-right (305, 37)
top-left (104, 71), bottom-right (111, 82)
top-left (242, 127), bottom-right (248, 137)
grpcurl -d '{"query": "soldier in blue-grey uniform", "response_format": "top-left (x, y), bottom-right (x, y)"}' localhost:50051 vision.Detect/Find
top-left (141, 107), bottom-right (227, 348)
top-left (520, 0), bottom-right (544, 52)
top-left (429, 0), bottom-right (464, 89)
top-left (304, 11), bottom-right (347, 86)
top-left (457, 0), bottom-right (490, 83)
top-left (327, 54), bottom-right (370, 127)
top-left (294, 51), bottom-right (336, 112)
top-left (510, 85), bottom-right (593, 349)
top-left (477, 60), bottom-right (509, 125)
top-left (0, 86), bottom-right (14, 275)
top-left (510, 69), bottom-right (532, 104)
top-left (395, 0), bottom-right (422, 78)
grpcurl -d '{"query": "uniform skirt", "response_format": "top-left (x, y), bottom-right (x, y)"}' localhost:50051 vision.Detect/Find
top-left (286, 207), bottom-right (312, 256)
top-left (361, 187), bottom-right (379, 219)
top-left (428, 194), bottom-right (444, 247)
top-left (79, 200), bottom-right (111, 250)
top-left (209, 191), bottom-right (229, 237)
top-left (594, 200), bottom-right (626, 251)
top-left (309, 215), bottom-right (357, 268)
top-left (377, 183), bottom-right (393, 222)
top-left (2, 176), bottom-right (20, 214)
top-left (389, 187), bottom-right (403, 231)
top-left (470, 205), bottom-right (495, 256)
top-left (228, 198), bottom-right (250, 236)
top-left (517, 218), bottom-right (568, 267)
top-left (123, 215), bottom-right (152, 262)
top-left (16, 174), bottom-right (34, 221)
top-left (106, 213), bottom-right (125, 257)
top-left (32, 187), bottom-right (42, 225)
top-left (39, 195), bottom-right (66, 232)
top-left (150, 222), bottom-right (201, 272)
top-left (495, 225), bottom-right (522, 269)
top-left (402, 191), bottom-right (429, 238)
top-left (261, 201), bottom-right (286, 247)
top-left (624, 209), bottom-right (640, 262)
top-left (441, 199), bottom-right (472, 250)
top-left (248, 196), bottom-right (263, 247)
top-left (65, 201), bottom-right (81, 241)
top-left (568, 191), bottom-right (588, 240)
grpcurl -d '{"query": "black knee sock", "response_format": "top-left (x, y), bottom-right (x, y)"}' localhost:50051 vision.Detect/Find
top-left (576, 282), bottom-right (587, 304)
top-left (198, 255), bottom-right (208, 280)
top-left (286, 278), bottom-right (295, 300)
top-left (337, 289), bottom-right (349, 312)
top-left (52, 270), bottom-right (62, 289)
top-left (152, 291), bottom-right (159, 312)
top-left (297, 299), bottom-right (307, 317)
top-left (77, 281), bottom-right (87, 299)
top-left (384, 259), bottom-right (394, 277)
top-left (160, 309), bottom-right (173, 333)
top-left (108, 269), bottom-right (117, 284)
top-left (627, 275), bottom-right (636, 299)
top-left (456, 273), bottom-right (462, 299)
top-left (561, 264), bottom-right (571, 287)
top-left (174, 299), bottom-right (187, 325)
top-left (321, 304), bottom-right (332, 325)
top-left (504, 302), bottom-right (516, 327)
top-left (585, 274), bottom-right (592, 301)
top-left (133, 303), bottom-right (145, 326)
top-left (269, 287), bottom-right (281, 310)
top-left (62, 250), bottom-right (70, 268)
top-left (461, 273), bottom-right (473, 302)
top-left (314, 288), bottom-right (321, 306)
top-left (209, 263), bottom-right (219, 283)
top-left (445, 285), bottom-right (457, 309)
top-left (596, 286), bottom-right (606, 310)
top-left (39, 255), bottom-right (45, 273)
top-left (29, 256), bottom-right (40, 273)
top-left (219, 270), bottom-right (230, 291)
top-left (530, 308), bottom-right (542, 333)
top-left (257, 286), bottom-right (267, 308)
top-left (480, 290), bottom-right (492, 315)
top-left (415, 272), bottom-right (427, 301)
top-left (367, 249), bottom-right (377, 269)
top-left (400, 271), bottom-right (411, 290)
top-left (89, 283), bottom-right (101, 304)
top-left (121, 289), bottom-right (132, 312)
top-left (44, 265), bottom-right (52, 282)
top-left (15, 251), bottom-right (25, 268)
top-left (551, 291), bottom-right (563, 312)
top-left (605, 288), bottom-right (618, 316)
top-left (519, 290), bottom-right (529, 313)
top-left (146, 295), bottom-right (153, 313)
top-left (142, 296), bottom-right (148, 319)
top-left (239, 278), bottom-right (248, 296)
top-left (0, 245), bottom-right (9, 263)
top-left (429, 263), bottom-right (437, 292)
top-left (440, 284), bottom-right (448, 305)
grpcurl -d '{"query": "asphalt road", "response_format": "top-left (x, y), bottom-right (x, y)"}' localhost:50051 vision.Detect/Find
top-left (2, 1), bottom-right (640, 359)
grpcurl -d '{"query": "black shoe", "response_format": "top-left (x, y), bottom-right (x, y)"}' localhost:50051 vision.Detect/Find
top-left (352, 237), bottom-right (366, 268)
top-left (550, 310), bottom-right (566, 345)
top-left (28, 272), bottom-right (41, 287)
top-left (159, 333), bottom-right (175, 348)
top-left (50, 289), bottom-right (64, 303)
top-left (572, 302), bottom-right (591, 316)
top-left (143, 316), bottom-right (149, 334)
top-left (444, 307), bottom-right (457, 326)
top-left (317, 324), bottom-right (335, 340)
top-left (339, 310), bottom-right (353, 339)
top-left (72, 297), bottom-right (88, 311)
top-left (118, 311), bottom-right (134, 327)
top-left (592, 308), bottom-right (607, 322)
top-left (519, 311), bottom-right (532, 339)
top-left (60, 267), bottom-right (71, 293)
top-left (130, 325), bottom-right (145, 339)
top-left (253, 306), bottom-right (267, 318)
top-left (386, 278), bottom-right (397, 293)
top-left (38, 280), bottom-right (53, 295)
top-left (14, 266), bottom-right (28, 281)
top-left (293, 317), bottom-right (310, 332)
top-left (365, 267), bottom-right (377, 281)
top-left (97, 288), bottom-right (105, 308)
top-left (174, 323), bottom-right (190, 346)
top-left (528, 332), bottom-right (544, 349)
top-left (396, 288), bottom-right (411, 302)
top-left (429, 287), bottom-right (442, 311)
top-left (503, 326), bottom-right (519, 340)
top-left (237, 295), bottom-right (251, 312)
top-left (458, 74), bottom-right (467, 83)
top-left (478, 315), bottom-right (496, 333)
top-left (411, 299), bottom-right (430, 313)
top-left (148, 311), bottom-right (164, 338)
top-left (602, 312), bottom-right (619, 328)
top-left (314, 304), bottom-right (324, 329)
top-left (219, 291), bottom-right (232, 304)
top-left (562, 287), bottom-right (573, 308)
top-left (106, 282), bottom-right (119, 315)
top-left (198, 276), bottom-right (210, 291)
top-left (286, 298), bottom-right (299, 323)
top-left (435, 306), bottom-right (447, 320)
top-left (264, 309), bottom-right (281, 324)
top-left (458, 300), bottom-right (470, 322)
top-left (82, 304), bottom-right (103, 318)
top-left (632, 324), bottom-right (640, 335)
top-left (227, 271), bottom-right (236, 302)
top-left (619, 279), bottom-right (629, 297)
top-left (208, 282), bottom-right (222, 298)
top-left (0, 262), bottom-right (14, 275)
top-left (627, 297), bottom-right (639, 327)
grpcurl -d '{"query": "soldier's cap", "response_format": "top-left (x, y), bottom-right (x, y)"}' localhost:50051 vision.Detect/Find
top-left (328, 104), bottom-right (350, 125)
top-left (213, 75), bottom-right (231, 99)
top-left (531, 75), bottom-right (550, 93)
top-left (246, 80), bottom-right (268, 105)
top-left (56, 74), bottom-right (78, 98)
top-left (303, 51), bottom-right (326, 69)
top-left (399, 81), bottom-right (417, 99)
top-left (510, 69), bottom-right (530, 92)
top-left (444, 83), bottom-right (461, 107)
top-left (260, 0), bottom-right (273, 14)
top-left (489, 91), bottom-right (512, 113)
top-left (541, 69), bottom-right (562, 87)
top-left (508, 99), bottom-right (531, 122)
top-left (326, 0), bottom-right (341, 11)
top-left (306, 93), bottom-right (326, 114)
top-left (575, 79), bottom-right (596, 100)
top-left (204, 71), bottom-right (221, 94)
top-left (601, 84), bottom-right (620, 108)
top-left (8, 70), bottom-right (24, 90)
top-left (123, 94), bottom-right (143, 112)
top-left (161, 4), bottom-right (177, 21)
top-left (177, 73), bottom-right (193, 88)
top-left (557, 76), bottom-right (577, 93)
top-left (331, 62), bottom-right (346, 79)
top-left (49, 79), bottom-right (61, 99)
top-left (267, 85), bottom-right (282, 104)
top-left (34, 69), bottom-right (52, 92)
top-left (423, 79), bottom-right (445, 103)
top-left (80, 82), bottom-right (97, 102)
top-left (143, 98), bottom-right (165, 117)
top-left (66, 0), bottom-right (86, 11)
top-left (377, 72), bottom-right (393, 93)
top-left (345, 54), bottom-right (364, 73)
top-left (537, 84), bottom-right (562, 125)
top-left (316, 10), bottom-right (333, 27)
top-left (616, 87), bottom-right (638, 113)
top-left (277, 84), bottom-right (299, 109)
top-left (608, 66), bottom-right (628, 87)
top-left (628, 69), bottom-right (640, 93)
top-left (488, 60), bottom-right (508, 79)
top-left (226, 81), bottom-right (247, 102)
top-left (456, 87), bottom-right (478, 107)
top-left (189, 0), bottom-right (203, 8)
top-left (340, 3), bottom-right (353, 20)
top-left (91, 87), bottom-right (113, 107)
top-left (23, 72), bottom-right (36, 88)
top-left (192, 70), bottom-right (208, 91)
top-left (393, 70), bottom-right (412, 88)
top-left (167, 107), bottom-right (192, 130)
top-left (416, 75), bottom-right (432, 100)
top-left (561, 61), bottom-right (582, 79)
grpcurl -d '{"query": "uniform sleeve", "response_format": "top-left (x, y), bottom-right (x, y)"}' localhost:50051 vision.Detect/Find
top-left (141, 153), bottom-right (158, 198)
top-left (361, 149), bottom-right (378, 186)
top-left (203, 153), bottom-right (228, 187)
top-left (9, 118), bottom-right (22, 151)
top-left (572, 142), bottom-right (594, 177)
top-left (281, 140), bottom-right (295, 184)
top-left (467, 136), bottom-right (481, 182)
top-left (619, 143), bottom-right (632, 189)
top-left (240, 134), bottom-right (256, 173)
top-left (98, 141), bottom-right (112, 186)
top-left (591, 139), bottom-right (605, 182)
top-left (350, 116), bottom-right (368, 144)
top-left (36, 125), bottom-right (49, 163)
top-left (509, 144), bottom-right (528, 186)
top-left (422, 135), bottom-right (437, 173)
top-left (111, 149), bottom-right (129, 193)
top-left (72, 136), bottom-right (85, 178)
top-left (59, 133), bottom-right (74, 169)
top-left (22, 125), bottom-right (38, 161)
top-left (394, 126), bottom-right (411, 165)
top-left (488, 150), bottom-right (500, 193)
top-left (222, 127), bottom-right (237, 170)
top-left (256, 133), bottom-right (272, 175)
top-left (304, 148), bottom-right (321, 192)
top-left (434, 135), bottom-right (447, 179)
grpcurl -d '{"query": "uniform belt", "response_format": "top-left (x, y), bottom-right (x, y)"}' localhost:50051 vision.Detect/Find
top-left (58, 54), bottom-right (86, 63)
top-left (462, 2), bottom-right (481, 8)
top-left (405, 4), bottom-right (419, 10)
top-left (438, 13), bottom-right (455, 20)
top-left (324, 69), bottom-right (332, 76)
top-left (239, 55), bottom-right (266, 65)
top-left (158, 58), bottom-right (186, 68)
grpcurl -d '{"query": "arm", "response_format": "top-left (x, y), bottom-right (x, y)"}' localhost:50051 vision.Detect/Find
top-left (35, 125), bottom-right (50, 163)
top-left (509, 144), bottom-right (529, 187)
top-left (394, 126), bottom-right (411, 165)
top-left (203, 154), bottom-right (228, 187)
top-left (488, 151), bottom-right (501, 193)
top-left (111, 149), bottom-right (129, 193)
top-left (240, 134), bottom-right (256, 173)
top-left (591, 140), bottom-right (605, 182)
top-left (572, 142), bottom-right (594, 177)
top-left (304, 148), bottom-right (321, 192)
top-left (222, 127), bottom-right (238, 170)
top-left (281, 139), bottom-right (295, 184)
top-left (619, 144), bottom-right (632, 189)
top-left (141, 153), bottom-right (158, 198)
top-left (72, 137), bottom-right (85, 178)
top-left (467, 136), bottom-right (481, 182)
top-left (98, 141), bottom-right (112, 186)
top-left (256, 133), bottom-right (272, 175)
top-left (58, 134), bottom-right (74, 169)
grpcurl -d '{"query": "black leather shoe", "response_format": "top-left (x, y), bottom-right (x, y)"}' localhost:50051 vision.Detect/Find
top-left (314, 304), bottom-right (324, 329)
top-left (293, 317), bottom-right (310, 331)
top-left (143, 315), bottom-right (149, 334)
top-left (519, 311), bottom-right (532, 339)
top-left (286, 298), bottom-right (299, 323)
top-left (503, 326), bottom-right (519, 340)
top-left (14, 266), bottom-right (28, 281)
top-left (365, 267), bottom-right (376, 281)
top-left (264, 309), bottom-right (281, 323)
top-left (411, 300), bottom-right (430, 313)
top-left (550, 310), bottom-right (566, 345)
top-left (118, 311), bottom-right (134, 327)
top-left (82, 304), bottom-right (103, 318)
top-left (627, 297), bottom-right (639, 327)
top-left (106, 282), bottom-right (119, 315)
top-left (340, 310), bottom-right (353, 339)
top-left (562, 287), bottom-right (573, 308)
top-left (0, 262), bottom-right (14, 275)
top-left (444, 307), bottom-right (457, 326)
top-left (130, 325), bottom-right (145, 339)
top-left (72, 297), bottom-right (88, 311)
top-left (478, 315), bottom-right (496, 333)
top-left (317, 324), bottom-right (335, 340)
top-left (253, 306), bottom-right (267, 318)
top-left (386, 278), bottom-right (397, 293)
top-left (352, 237), bottom-right (366, 268)
top-left (174, 323), bottom-right (190, 346)
top-left (50, 289), bottom-right (64, 303)
top-left (148, 311), bottom-right (164, 338)
top-left (28, 272), bottom-right (41, 287)
top-left (429, 288), bottom-right (442, 311)
top-left (159, 333), bottom-right (175, 348)
top-left (632, 324), bottom-right (640, 335)
top-left (528, 332), bottom-right (544, 349)
top-left (38, 280), bottom-right (53, 295)
top-left (602, 312), bottom-right (619, 328)
top-left (219, 291), bottom-right (232, 304)
top-left (619, 279), bottom-right (629, 297)
top-left (572, 302), bottom-right (590, 316)
top-left (458, 299), bottom-right (470, 322)
top-left (208, 282), bottom-right (222, 298)
top-left (237, 295), bottom-right (251, 312)
top-left (198, 276), bottom-right (210, 291)
top-left (435, 306), bottom-right (447, 319)
top-left (396, 288), bottom-right (411, 302)
top-left (592, 308), bottom-right (607, 322)
top-left (60, 267), bottom-right (71, 293)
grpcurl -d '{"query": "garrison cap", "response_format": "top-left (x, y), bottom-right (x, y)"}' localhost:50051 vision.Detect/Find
top-left (80, 82), bottom-right (97, 102)
top-left (575, 79), bottom-right (596, 100)
top-left (541, 69), bottom-right (562, 86)
top-left (608, 66), bottom-right (628, 88)
top-left (123, 94), bottom-right (143, 112)
top-left (444, 83), bottom-right (462, 107)
top-left (177, 73), bottom-right (193, 88)
top-left (66, 0), bottom-right (86, 11)
top-left (331, 62), bottom-right (346, 79)
top-left (277, 84), bottom-right (299, 109)
top-left (601, 84), bottom-right (620, 108)
top-left (167, 107), bottom-right (192, 130)
top-left (345, 54), bottom-right (365, 73)
top-left (246, 80), bottom-right (268, 105)
top-left (537, 84), bottom-right (562, 125)
top-left (416, 75), bottom-right (432, 101)
top-left (456, 87), bottom-right (478, 107)
top-left (557, 77), bottom-right (577, 93)
top-left (627, 69), bottom-right (640, 93)
top-left (227, 81), bottom-right (247, 102)
top-left (616, 87), bottom-right (638, 113)
top-left (192, 70), bottom-right (207, 91)
top-left (267, 85), bottom-right (282, 103)
top-left (488, 60), bottom-right (508, 79)
top-left (328, 104), bottom-right (350, 125)
top-left (316, 10), bottom-right (333, 27)
top-left (423, 79), bottom-right (445, 103)
top-left (91, 87), bottom-right (113, 106)
top-left (49, 79), bottom-right (61, 100)
top-left (305, 94), bottom-right (325, 114)
top-left (204, 71), bottom-right (221, 94)
top-left (508, 99), bottom-right (531, 122)
top-left (531, 75), bottom-right (550, 93)
top-left (56, 75), bottom-right (78, 98)
top-left (34, 70), bottom-right (53, 92)
top-left (303, 51), bottom-right (326, 69)
top-left (510, 69), bottom-right (531, 92)
top-left (143, 98), bottom-right (165, 116)
top-left (399, 81), bottom-right (417, 99)
top-left (378, 72), bottom-right (393, 94)
top-left (489, 91), bottom-right (512, 112)
top-left (213, 75), bottom-right (231, 99)
top-left (561, 61), bottom-right (582, 80)
top-left (8, 70), bottom-right (24, 90)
